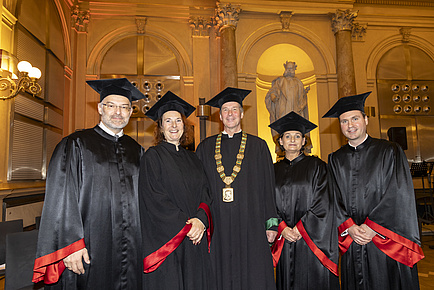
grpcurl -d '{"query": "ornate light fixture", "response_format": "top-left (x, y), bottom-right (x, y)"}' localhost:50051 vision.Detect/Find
top-left (0, 57), bottom-right (42, 100)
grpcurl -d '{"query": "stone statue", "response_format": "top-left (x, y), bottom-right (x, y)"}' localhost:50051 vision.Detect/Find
top-left (265, 61), bottom-right (310, 155)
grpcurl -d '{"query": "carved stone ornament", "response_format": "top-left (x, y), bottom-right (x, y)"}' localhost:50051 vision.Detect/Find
top-left (280, 11), bottom-right (293, 31)
top-left (189, 16), bottom-right (213, 37)
top-left (352, 22), bottom-right (367, 41)
top-left (71, 5), bottom-right (90, 32)
top-left (331, 9), bottom-right (358, 34)
top-left (400, 27), bottom-right (411, 43)
top-left (136, 17), bottom-right (147, 34)
top-left (215, 3), bottom-right (241, 30)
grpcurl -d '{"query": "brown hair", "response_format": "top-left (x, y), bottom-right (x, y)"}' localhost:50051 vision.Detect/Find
top-left (153, 113), bottom-right (194, 147)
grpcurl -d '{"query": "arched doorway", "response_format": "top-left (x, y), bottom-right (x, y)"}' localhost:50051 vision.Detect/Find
top-left (256, 44), bottom-right (318, 161)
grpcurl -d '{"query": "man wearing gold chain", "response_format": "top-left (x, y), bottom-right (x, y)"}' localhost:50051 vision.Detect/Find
top-left (196, 87), bottom-right (278, 290)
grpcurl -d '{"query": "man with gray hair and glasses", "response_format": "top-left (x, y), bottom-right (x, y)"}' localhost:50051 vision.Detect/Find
top-left (33, 78), bottom-right (145, 289)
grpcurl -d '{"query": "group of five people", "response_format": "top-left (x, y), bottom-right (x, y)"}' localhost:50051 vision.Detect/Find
top-left (32, 78), bottom-right (424, 289)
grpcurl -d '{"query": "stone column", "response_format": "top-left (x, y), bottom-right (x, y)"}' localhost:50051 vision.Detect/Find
top-left (215, 4), bottom-right (240, 89)
top-left (331, 9), bottom-right (358, 98)
top-left (70, 5), bottom-right (90, 132)
top-left (189, 16), bottom-right (212, 143)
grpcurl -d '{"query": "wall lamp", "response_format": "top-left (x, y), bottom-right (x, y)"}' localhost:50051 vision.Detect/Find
top-left (0, 60), bottom-right (42, 100)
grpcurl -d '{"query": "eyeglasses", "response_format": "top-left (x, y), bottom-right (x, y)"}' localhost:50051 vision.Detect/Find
top-left (102, 103), bottom-right (131, 113)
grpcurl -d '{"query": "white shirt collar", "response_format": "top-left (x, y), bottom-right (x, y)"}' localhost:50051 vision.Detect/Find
top-left (98, 122), bottom-right (124, 138)
top-left (222, 129), bottom-right (242, 138)
top-left (348, 134), bottom-right (368, 149)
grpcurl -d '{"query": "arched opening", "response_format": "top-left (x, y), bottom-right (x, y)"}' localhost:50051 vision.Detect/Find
top-left (99, 34), bottom-right (182, 148)
top-left (256, 44), bottom-right (319, 161)
top-left (376, 45), bottom-right (434, 162)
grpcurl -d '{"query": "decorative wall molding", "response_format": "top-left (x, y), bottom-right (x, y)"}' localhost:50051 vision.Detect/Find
top-left (280, 11), bottom-right (293, 31)
top-left (71, 5), bottom-right (90, 33)
top-left (352, 22), bottom-right (368, 42)
top-left (136, 17), bottom-right (147, 34)
top-left (400, 27), bottom-right (411, 43)
top-left (189, 16), bottom-right (213, 37)
top-left (356, 0), bottom-right (434, 7)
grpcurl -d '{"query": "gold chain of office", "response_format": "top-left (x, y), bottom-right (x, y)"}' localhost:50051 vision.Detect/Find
top-left (214, 131), bottom-right (247, 202)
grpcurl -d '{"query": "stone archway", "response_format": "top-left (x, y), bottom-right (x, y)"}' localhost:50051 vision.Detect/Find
top-left (237, 22), bottom-right (337, 159)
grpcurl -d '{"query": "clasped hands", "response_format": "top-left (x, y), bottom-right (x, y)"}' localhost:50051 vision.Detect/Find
top-left (281, 226), bottom-right (301, 243)
top-left (348, 224), bottom-right (376, 245)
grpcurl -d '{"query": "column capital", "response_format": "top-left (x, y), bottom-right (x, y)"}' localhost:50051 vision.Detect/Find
top-left (331, 9), bottom-right (358, 34)
top-left (400, 27), bottom-right (411, 43)
top-left (280, 11), bottom-right (293, 31)
top-left (71, 5), bottom-right (90, 33)
top-left (352, 22), bottom-right (367, 42)
top-left (136, 17), bottom-right (147, 34)
top-left (189, 16), bottom-right (213, 37)
top-left (215, 3), bottom-right (241, 30)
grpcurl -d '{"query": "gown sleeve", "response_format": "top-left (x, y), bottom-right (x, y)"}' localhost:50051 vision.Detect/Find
top-left (364, 144), bottom-right (424, 267)
top-left (329, 144), bottom-right (424, 267)
top-left (33, 137), bottom-right (86, 284)
top-left (297, 161), bottom-right (338, 275)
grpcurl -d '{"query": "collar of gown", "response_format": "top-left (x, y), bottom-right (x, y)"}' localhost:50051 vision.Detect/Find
top-left (283, 153), bottom-right (305, 166)
top-left (94, 125), bottom-right (123, 142)
top-left (222, 130), bottom-right (242, 138)
top-left (221, 131), bottom-right (243, 139)
top-left (98, 121), bottom-right (124, 137)
top-left (347, 135), bottom-right (372, 152)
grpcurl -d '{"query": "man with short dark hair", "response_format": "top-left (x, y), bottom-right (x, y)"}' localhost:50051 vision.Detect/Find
top-left (324, 91), bottom-right (424, 289)
top-left (196, 87), bottom-right (278, 290)
top-left (33, 78), bottom-right (145, 289)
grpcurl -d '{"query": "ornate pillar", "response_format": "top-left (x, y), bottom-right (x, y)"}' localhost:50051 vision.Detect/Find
top-left (331, 9), bottom-right (358, 98)
top-left (189, 16), bottom-right (212, 143)
top-left (70, 4), bottom-right (90, 132)
top-left (215, 3), bottom-right (240, 89)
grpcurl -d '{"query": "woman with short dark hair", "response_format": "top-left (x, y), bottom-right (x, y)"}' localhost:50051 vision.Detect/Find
top-left (270, 111), bottom-right (339, 290)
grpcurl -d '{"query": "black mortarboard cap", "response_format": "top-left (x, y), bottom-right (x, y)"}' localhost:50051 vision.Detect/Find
top-left (205, 87), bottom-right (251, 108)
top-left (86, 78), bottom-right (145, 102)
top-left (269, 111), bottom-right (317, 135)
top-left (322, 91), bottom-right (371, 118)
top-left (145, 91), bottom-right (195, 121)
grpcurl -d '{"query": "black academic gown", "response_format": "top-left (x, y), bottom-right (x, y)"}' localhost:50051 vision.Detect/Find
top-left (274, 155), bottom-right (339, 290)
top-left (33, 126), bottom-right (144, 289)
top-left (328, 136), bottom-right (424, 290)
top-left (196, 132), bottom-right (277, 290)
top-left (139, 142), bottom-right (214, 290)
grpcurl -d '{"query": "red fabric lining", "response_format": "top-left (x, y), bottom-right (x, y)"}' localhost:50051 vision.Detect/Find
top-left (296, 221), bottom-right (338, 276)
top-left (271, 221), bottom-right (287, 267)
top-left (198, 203), bottom-right (213, 252)
top-left (143, 202), bottom-right (213, 273)
top-left (365, 218), bottom-right (424, 267)
top-left (32, 238), bottom-right (85, 284)
top-left (338, 218), bottom-right (355, 255)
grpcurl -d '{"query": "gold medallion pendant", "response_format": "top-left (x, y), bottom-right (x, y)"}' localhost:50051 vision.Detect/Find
top-left (214, 132), bottom-right (247, 202)
top-left (222, 187), bottom-right (234, 202)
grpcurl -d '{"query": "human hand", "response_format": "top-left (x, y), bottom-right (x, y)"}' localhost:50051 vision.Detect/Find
top-left (348, 224), bottom-right (373, 245)
top-left (360, 224), bottom-right (376, 239)
top-left (63, 248), bottom-right (90, 274)
top-left (281, 227), bottom-right (301, 242)
top-left (266, 230), bottom-right (278, 243)
top-left (186, 218), bottom-right (205, 245)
